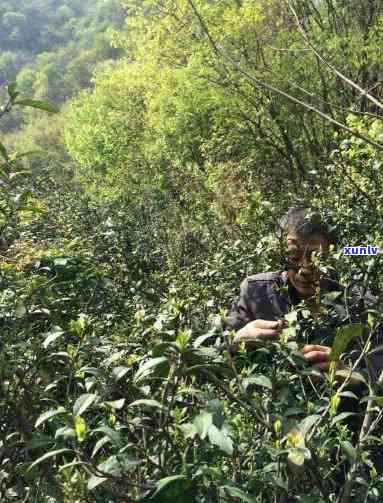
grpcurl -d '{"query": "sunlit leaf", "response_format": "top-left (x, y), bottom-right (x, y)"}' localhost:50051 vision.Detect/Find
top-left (35, 407), bottom-right (66, 428)
top-left (88, 475), bottom-right (108, 490)
top-left (43, 326), bottom-right (64, 348)
top-left (55, 426), bottom-right (76, 440)
top-left (74, 416), bottom-right (87, 443)
top-left (287, 428), bottom-right (305, 448)
top-left (193, 411), bottom-right (213, 440)
top-left (287, 449), bottom-right (305, 467)
top-left (133, 356), bottom-right (169, 383)
top-left (243, 374), bottom-right (272, 390)
top-left (219, 486), bottom-right (256, 502)
top-left (28, 448), bottom-right (73, 471)
top-left (112, 366), bottom-right (129, 380)
top-left (54, 258), bottom-right (68, 266)
top-left (178, 423), bottom-right (197, 439)
top-left (330, 324), bottom-right (364, 361)
top-left (330, 412), bottom-right (357, 426)
top-left (193, 330), bottom-right (216, 348)
top-left (91, 436), bottom-right (110, 458)
top-left (15, 301), bottom-right (26, 318)
top-left (97, 454), bottom-right (140, 476)
top-left (73, 393), bottom-right (98, 417)
top-left (341, 440), bottom-right (357, 461)
top-left (104, 398), bottom-right (125, 409)
top-left (13, 99), bottom-right (58, 113)
top-left (298, 415), bottom-right (321, 438)
top-left (150, 475), bottom-right (193, 501)
top-left (7, 81), bottom-right (18, 99)
top-left (91, 426), bottom-right (122, 448)
top-left (207, 424), bottom-right (233, 455)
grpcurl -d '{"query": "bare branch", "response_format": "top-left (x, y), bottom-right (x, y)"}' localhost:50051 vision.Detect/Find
top-left (185, 0), bottom-right (383, 151)
top-left (286, 0), bottom-right (383, 113)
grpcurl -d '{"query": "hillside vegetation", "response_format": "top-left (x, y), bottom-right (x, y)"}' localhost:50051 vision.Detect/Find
top-left (0, 0), bottom-right (124, 133)
top-left (1, 0), bottom-right (383, 501)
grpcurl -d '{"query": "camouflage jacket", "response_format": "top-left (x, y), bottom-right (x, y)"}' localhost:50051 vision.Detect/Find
top-left (221, 270), bottom-right (383, 384)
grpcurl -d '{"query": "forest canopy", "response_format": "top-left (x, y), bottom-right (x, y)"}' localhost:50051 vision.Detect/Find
top-left (0, 0), bottom-right (125, 132)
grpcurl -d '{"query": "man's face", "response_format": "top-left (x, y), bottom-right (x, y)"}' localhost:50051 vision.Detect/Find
top-left (285, 231), bottom-right (330, 298)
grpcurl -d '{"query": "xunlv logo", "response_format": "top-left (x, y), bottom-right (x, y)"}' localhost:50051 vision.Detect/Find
top-left (343, 246), bottom-right (381, 255)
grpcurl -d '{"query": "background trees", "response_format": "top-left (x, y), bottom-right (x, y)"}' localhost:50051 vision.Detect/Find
top-left (0, 0), bottom-right (125, 134)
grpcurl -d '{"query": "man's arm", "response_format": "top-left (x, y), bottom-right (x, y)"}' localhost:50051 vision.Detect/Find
top-left (221, 277), bottom-right (285, 353)
top-left (222, 277), bottom-right (253, 334)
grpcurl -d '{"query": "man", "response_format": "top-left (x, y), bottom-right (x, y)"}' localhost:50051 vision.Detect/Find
top-left (222, 205), bottom-right (383, 386)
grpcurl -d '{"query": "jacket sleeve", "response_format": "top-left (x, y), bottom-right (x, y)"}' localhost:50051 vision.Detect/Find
top-left (222, 277), bottom-right (253, 334)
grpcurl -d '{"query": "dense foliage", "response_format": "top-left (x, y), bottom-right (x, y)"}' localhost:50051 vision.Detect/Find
top-left (1, 0), bottom-right (383, 501)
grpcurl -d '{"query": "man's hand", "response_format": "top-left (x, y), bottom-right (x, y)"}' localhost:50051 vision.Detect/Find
top-left (232, 319), bottom-right (287, 352)
top-left (301, 344), bottom-right (346, 372)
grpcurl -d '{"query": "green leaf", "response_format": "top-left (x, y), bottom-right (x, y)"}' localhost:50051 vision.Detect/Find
top-left (150, 475), bottom-right (193, 501)
top-left (58, 460), bottom-right (84, 472)
top-left (193, 411), bottom-right (213, 439)
top-left (178, 423), bottom-right (197, 439)
top-left (129, 399), bottom-right (164, 410)
top-left (112, 366), bottom-right (129, 380)
top-left (285, 311), bottom-right (298, 324)
top-left (243, 374), bottom-right (272, 390)
top-left (368, 343), bottom-right (383, 355)
top-left (73, 393), bottom-right (98, 417)
top-left (133, 356), bottom-right (169, 383)
top-left (26, 433), bottom-right (53, 450)
top-left (55, 426), bottom-right (76, 440)
top-left (97, 454), bottom-right (140, 476)
top-left (287, 448), bottom-right (305, 467)
top-left (88, 475), bottom-right (108, 490)
top-left (281, 326), bottom-right (297, 342)
top-left (298, 415), bottom-right (321, 438)
top-left (91, 426), bottom-right (122, 448)
top-left (15, 300), bottom-right (26, 318)
top-left (207, 424), bottom-right (233, 455)
top-left (193, 330), bottom-right (216, 348)
top-left (91, 436), bottom-right (110, 458)
top-left (35, 407), bottom-right (67, 428)
top-left (28, 448), bottom-right (73, 471)
top-left (330, 412), bottom-right (357, 426)
top-left (13, 99), bottom-right (58, 113)
top-left (287, 428), bottom-right (305, 448)
top-left (335, 369), bottom-right (366, 385)
top-left (43, 326), bottom-right (64, 348)
top-left (330, 324), bottom-right (364, 361)
top-left (219, 486), bottom-right (256, 502)
top-left (14, 149), bottom-right (43, 159)
top-left (54, 258), bottom-right (68, 266)
top-left (0, 142), bottom-right (9, 161)
top-left (7, 81), bottom-right (18, 99)
top-left (339, 391), bottom-right (359, 400)
top-left (341, 440), bottom-right (357, 461)
top-left (104, 398), bottom-right (125, 409)
top-left (74, 416), bottom-right (87, 443)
